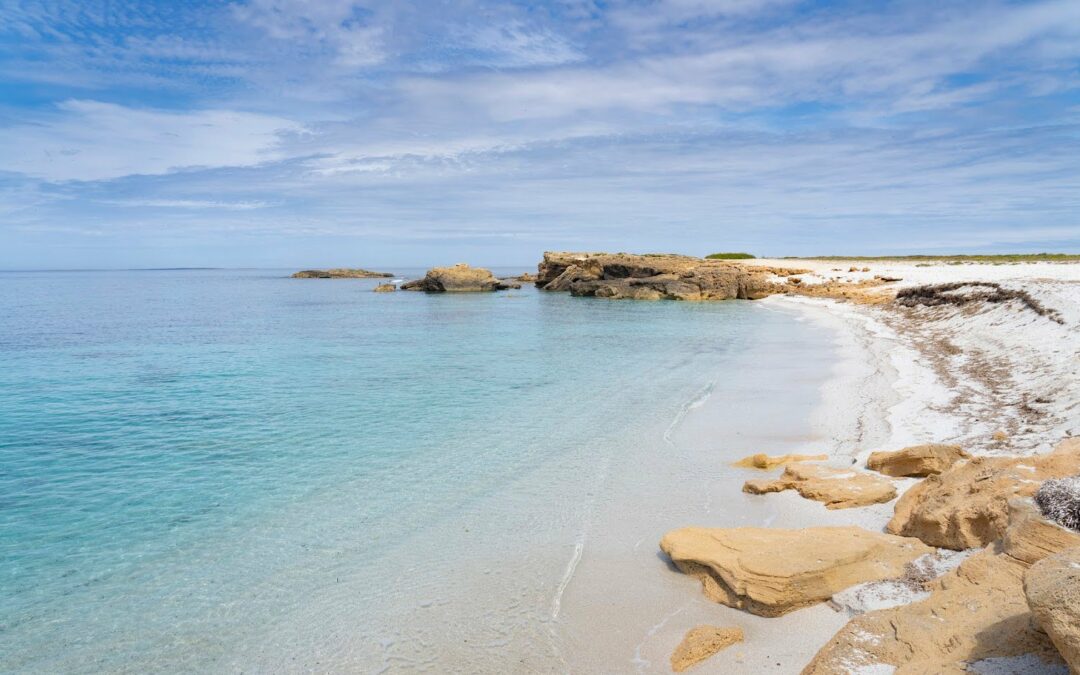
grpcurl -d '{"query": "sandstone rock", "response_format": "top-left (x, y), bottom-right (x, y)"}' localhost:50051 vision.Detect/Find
top-left (1025, 546), bottom-right (1080, 672)
top-left (660, 525), bottom-right (930, 617)
top-left (670, 625), bottom-right (744, 672)
top-left (866, 444), bottom-right (968, 477)
top-left (372, 283), bottom-right (396, 293)
top-left (742, 463), bottom-right (897, 509)
top-left (515, 272), bottom-right (537, 283)
top-left (400, 264), bottom-right (516, 292)
top-left (803, 499), bottom-right (1080, 675)
top-left (292, 268), bottom-right (393, 278)
top-left (887, 437), bottom-right (1080, 549)
top-left (732, 453), bottom-right (828, 470)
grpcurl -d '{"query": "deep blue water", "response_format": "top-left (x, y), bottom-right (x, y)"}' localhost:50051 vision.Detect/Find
top-left (0, 269), bottom-right (831, 673)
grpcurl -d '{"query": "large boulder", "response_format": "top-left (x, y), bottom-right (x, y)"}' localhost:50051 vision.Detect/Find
top-left (670, 626), bottom-right (744, 672)
top-left (1025, 546), bottom-right (1080, 672)
top-left (743, 463), bottom-right (897, 509)
top-left (533, 252), bottom-right (794, 301)
top-left (887, 438), bottom-right (1080, 549)
top-left (400, 264), bottom-right (515, 292)
top-left (803, 499), bottom-right (1080, 674)
top-left (660, 525), bottom-right (931, 617)
top-left (866, 443), bottom-right (968, 477)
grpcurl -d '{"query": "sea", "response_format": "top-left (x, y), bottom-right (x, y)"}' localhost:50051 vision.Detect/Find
top-left (0, 268), bottom-right (841, 673)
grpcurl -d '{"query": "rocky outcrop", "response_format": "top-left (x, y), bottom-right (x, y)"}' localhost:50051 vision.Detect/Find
top-left (743, 463), bottom-right (897, 509)
top-left (1025, 546), bottom-right (1080, 672)
top-left (866, 443), bottom-right (968, 477)
top-left (660, 525), bottom-right (930, 617)
top-left (733, 453), bottom-right (828, 469)
top-left (515, 272), bottom-right (537, 283)
top-left (803, 499), bottom-right (1080, 674)
top-left (533, 252), bottom-right (801, 301)
top-left (372, 283), bottom-right (396, 293)
top-left (292, 268), bottom-right (392, 278)
top-left (670, 626), bottom-right (744, 672)
top-left (887, 437), bottom-right (1080, 549)
top-left (401, 264), bottom-right (517, 292)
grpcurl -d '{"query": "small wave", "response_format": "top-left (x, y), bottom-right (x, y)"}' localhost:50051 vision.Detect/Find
top-left (663, 381), bottom-right (715, 445)
top-left (550, 533), bottom-right (586, 620)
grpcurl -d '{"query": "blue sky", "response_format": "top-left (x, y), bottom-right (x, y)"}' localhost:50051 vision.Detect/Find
top-left (1, 0), bottom-right (1079, 268)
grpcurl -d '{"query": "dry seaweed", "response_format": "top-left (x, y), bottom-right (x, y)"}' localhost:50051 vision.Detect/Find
top-left (895, 282), bottom-right (1065, 324)
top-left (1035, 476), bottom-right (1080, 532)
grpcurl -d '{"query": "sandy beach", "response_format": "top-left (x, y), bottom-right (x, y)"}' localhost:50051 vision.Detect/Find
top-left (646, 257), bottom-right (1080, 673)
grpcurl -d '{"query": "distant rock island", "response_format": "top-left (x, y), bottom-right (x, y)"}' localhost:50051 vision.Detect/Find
top-left (401, 263), bottom-right (520, 292)
top-left (291, 268), bottom-right (393, 279)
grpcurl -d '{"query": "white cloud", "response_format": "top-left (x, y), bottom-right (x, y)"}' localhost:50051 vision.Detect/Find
top-left (0, 100), bottom-right (305, 181)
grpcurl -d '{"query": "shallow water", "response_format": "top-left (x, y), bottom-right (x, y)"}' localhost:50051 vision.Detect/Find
top-left (0, 269), bottom-right (838, 673)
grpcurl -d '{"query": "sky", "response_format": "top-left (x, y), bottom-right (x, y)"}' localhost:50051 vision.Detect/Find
top-left (1, 0), bottom-right (1079, 269)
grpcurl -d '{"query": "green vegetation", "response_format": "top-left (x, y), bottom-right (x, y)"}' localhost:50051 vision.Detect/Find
top-left (783, 253), bottom-right (1080, 263)
top-left (705, 252), bottom-right (756, 259)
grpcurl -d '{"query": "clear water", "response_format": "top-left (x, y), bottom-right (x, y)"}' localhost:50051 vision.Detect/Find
top-left (0, 269), bottom-right (837, 673)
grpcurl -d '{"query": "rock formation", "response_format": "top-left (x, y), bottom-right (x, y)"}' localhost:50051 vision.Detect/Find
top-left (533, 252), bottom-right (803, 301)
top-left (373, 283), bottom-right (396, 292)
top-left (887, 437), bottom-right (1080, 549)
top-left (670, 626), bottom-right (744, 672)
top-left (292, 268), bottom-right (392, 278)
top-left (866, 443), bottom-right (968, 477)
top-left (733, 452), bottom-right (828, 469)
top-left (1025, 546), bottom-right (1080, 672)
top-left (400, 264), bottom-right (518, 292)
top-left (802, 499), bottom-right (1080, 674)
top-left (659, 525), bottom-right (931, 617)
top-left (743, 463), bottom-right (897, 509)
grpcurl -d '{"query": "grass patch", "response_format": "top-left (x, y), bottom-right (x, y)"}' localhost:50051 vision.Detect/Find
top-left (705, 252), bottom-right (756, 259)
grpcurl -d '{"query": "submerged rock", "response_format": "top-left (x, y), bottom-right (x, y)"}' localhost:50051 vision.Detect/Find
top-left (1025, 546), bottom-right (1080, 672)
top-left (743, 463), bottom-right (897, 509)
top-left (866, 443), bottom-right (968, 477)
top-left (887, 438), bottom-right (1080, 549)
top-left (670, 625), bottom-right (744, 672)
top-left (803, 499), bottom-right (1080, 674)
top-left (400, 264), bottom-right (517, 293)
top-left (732, 452), bottom-right (828, 469)
top-left (292, 268), bottom-right (392, 278)
top-left (660, 525), bottom-right (930, 617)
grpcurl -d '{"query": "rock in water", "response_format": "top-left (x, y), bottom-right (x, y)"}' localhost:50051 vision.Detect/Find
top-left (659, 525), bottom-right (931, 617)
top-left (292, 268), bottom-right (392, 278)
top-left (732, 453), bottom-right (828, 469)
top-left (670, 626), bottom-right (744, 672)
top-left (888, 437), bottom-right (1080, 549)
top-left (866, 443), bottom-right (968, 477)
top-left (742, 463), bottom-right (897, 509)
top-left (372, 283), bottom-right (396, 293)
top-left (400, 264), bottom-right (516, 292)
top-left (1025, 546), bottom-right (1080, 672)
top-left (803, 499), bottom-right (1080, 674)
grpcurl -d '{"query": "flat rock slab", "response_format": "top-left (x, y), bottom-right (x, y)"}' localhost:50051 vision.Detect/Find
top-left (670, 626), bottom-right (744, 672)
top-left (743, 463), bottom-right (897, 509)
top-left (660, 525), bottom-right (931, 617)
top-left (804, 500), bottom-right (1080, 674)
top-left (888, 437), bottom-right (1080, 549)
top-left (733, 453), bottom-right (828, 469)
top-left (866, 443), bottom-right (968, 477)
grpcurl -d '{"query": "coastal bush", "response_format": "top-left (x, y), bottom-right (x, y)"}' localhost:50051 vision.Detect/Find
top-left (1035, 477), bottom-right (1080, 531)
top-left (895, 282), bottom-right (1065, 324)
top-left (705, 252), bottom-right (756, 259)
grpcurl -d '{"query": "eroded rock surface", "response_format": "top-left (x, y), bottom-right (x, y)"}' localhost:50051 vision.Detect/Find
top-left (866, 443), bottom-right (968, 477)
top-left (887, 438), bottom-right (1080, 549)
top-left (534, 252), bottom-right (802, 301)
top-left (401, 264), bottom-right (517, 292)
top-left (803, 499), bottom-right (1080, 675)
top-left (743, 463), bottom-right (897, 509)
top-left (733, 453), bottom-right (828, 469)
top-left (670, 625), bottom-right (744, 672)
top-left (1025, 546), bottom-right (1080, 672)
top-left (660, 525), bottom-right (930, 617)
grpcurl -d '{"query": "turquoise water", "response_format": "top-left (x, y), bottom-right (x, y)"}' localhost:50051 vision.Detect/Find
top-left (0, 269), bottom-right (835, 672)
